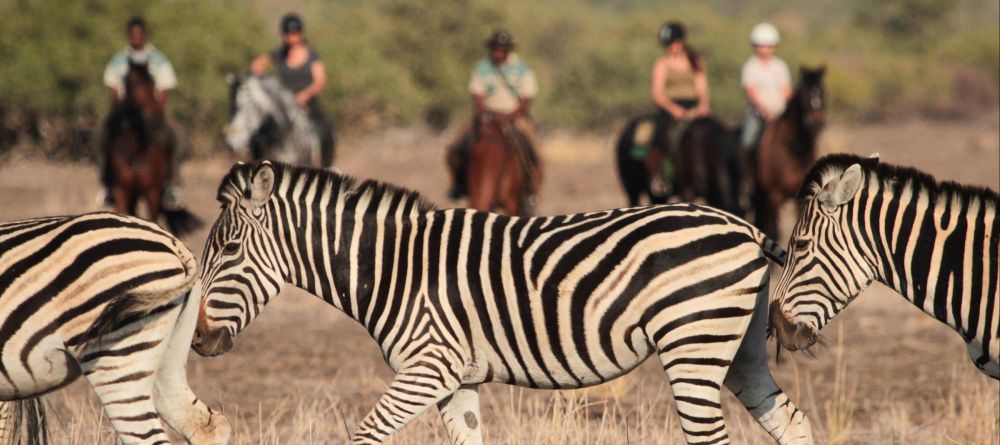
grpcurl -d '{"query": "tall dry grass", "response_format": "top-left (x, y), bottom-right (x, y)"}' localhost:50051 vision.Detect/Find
top-left (35, 352), bottom-right (999, 445)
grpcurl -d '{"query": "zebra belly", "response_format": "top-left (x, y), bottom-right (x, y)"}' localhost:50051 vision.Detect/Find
top-left (475, 325), bottom-right (654, 389)
top-left (0, 336), bottom-right (81, 400)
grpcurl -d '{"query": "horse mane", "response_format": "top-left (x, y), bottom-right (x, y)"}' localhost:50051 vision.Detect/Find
top-left (798, 153), bottom-right (1000, 210)
top-left (217, 161), bottom-right (438, 213)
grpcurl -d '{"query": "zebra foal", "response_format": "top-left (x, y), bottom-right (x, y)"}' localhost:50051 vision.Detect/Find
top-left (769, 153), bottom-right (999, 378)
top-left (0, 212), bottom-right (230, 444)
top-left (193, 161), bottom-right (814, 444)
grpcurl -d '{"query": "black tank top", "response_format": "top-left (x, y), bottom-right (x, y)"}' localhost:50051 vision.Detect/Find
top-left (269, 46), bottom-right (320, 94)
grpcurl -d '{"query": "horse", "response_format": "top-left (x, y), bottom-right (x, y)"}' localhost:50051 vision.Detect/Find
top-left (225, 74), bottom-right (319, 167)
top-left (107, 61), bottom-right (201, 236)
top-left (751, 66), bottom-right (826, 239)
top-left (615, 114), bottom-right (743, 215)
top-left (467, 116), bottom-right (541, 216)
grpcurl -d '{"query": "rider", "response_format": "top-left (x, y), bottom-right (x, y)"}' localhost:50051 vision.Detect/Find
top-left (100, 16), bottom-right (183, 208)
top-left (740, 22), bottom-right (791, 152)
top-left (446, 30), bottom-right (539, 200)
top-left (649, 21), bottom-right (710, 196)
top-left (250, 13), bottom-right (336, 167)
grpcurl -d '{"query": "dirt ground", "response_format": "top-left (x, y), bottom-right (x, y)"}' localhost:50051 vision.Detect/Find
top-left (0, 114), bottom-right (997, 444)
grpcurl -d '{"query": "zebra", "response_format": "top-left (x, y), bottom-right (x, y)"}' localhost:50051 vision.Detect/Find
top-left (225, 74), bottom-right (320, 167)
top-left (769, 153), bottom-right (999, 379)
top-left (192, 161), bottom-right (814, 445)
top-left (0, 212), bottom-right (231, 444)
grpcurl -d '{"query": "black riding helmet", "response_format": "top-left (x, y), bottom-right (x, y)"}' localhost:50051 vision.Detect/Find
top-left (485, 30), bottom-right (515, 49)
top-left (658, 21), bottom-right (685, 46)
top-left (281, 13), bottom-right (304, 34)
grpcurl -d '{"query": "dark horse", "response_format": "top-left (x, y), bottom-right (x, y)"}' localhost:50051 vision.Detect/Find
top-left (467, 117), bottom-right (541, 216)
top-left (107, 61), bottom-right (200, 236)
top-left (752, 66), bottom-right (826, 238)
top-left (616, 115), bottom-right (742, 215)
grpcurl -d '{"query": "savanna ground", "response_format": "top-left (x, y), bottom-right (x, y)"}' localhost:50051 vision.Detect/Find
top-left (0, 114), bottom-right (998, 444)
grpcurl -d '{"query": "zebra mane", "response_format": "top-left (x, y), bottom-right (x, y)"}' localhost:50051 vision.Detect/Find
top-left (217, 161), bottom-right (438, 213)
top-left (799, 153), bottom-right (1000, 209)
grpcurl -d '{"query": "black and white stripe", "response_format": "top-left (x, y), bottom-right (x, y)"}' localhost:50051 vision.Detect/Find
top-left (194, 161), bottom-right (814, 445)
top-left (0, 212), bottom-right (230, 444)
top-left (770, 154), bottom-right (999, 379)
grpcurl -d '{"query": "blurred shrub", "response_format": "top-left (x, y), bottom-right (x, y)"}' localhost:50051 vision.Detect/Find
top-left (0, 0), bottom-right (996, 158)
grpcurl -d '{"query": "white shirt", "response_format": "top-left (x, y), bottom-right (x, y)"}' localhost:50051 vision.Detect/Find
top-left (103, 44), bottom-right (177, 98)
top-left (468, 53), bottom-right (538, 114)
top-left (741, 55), bottom-right (791, 117)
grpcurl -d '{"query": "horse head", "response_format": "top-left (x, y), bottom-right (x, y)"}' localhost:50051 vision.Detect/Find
top-left (125, 60), bottom-right (158, 115)
top-left (795, 65), bottom-right (826, 137)
top-left (224, 74), bottom-right (316, 165)
top-left (224, 74), bottom-right (283, 153)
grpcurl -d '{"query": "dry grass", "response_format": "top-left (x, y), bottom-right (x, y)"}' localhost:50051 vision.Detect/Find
top-left (1, 115), bottom-right (997, 444)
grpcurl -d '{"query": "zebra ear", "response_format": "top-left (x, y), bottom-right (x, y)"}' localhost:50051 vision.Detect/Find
top-left (818, 164), bottom-right (864, 213)
top-left (247, 161), bottom-right (275, 209)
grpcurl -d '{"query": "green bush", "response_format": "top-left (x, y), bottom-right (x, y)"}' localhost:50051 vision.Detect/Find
top-left (0, 0), bottom-right (996, 157)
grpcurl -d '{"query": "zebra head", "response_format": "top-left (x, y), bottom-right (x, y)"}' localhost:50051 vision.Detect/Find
top-left (193, 161), bottom-right (285, 357)
top-left (224, 75), bottom-right (282, 154)
top-left (770, 158), bottom-right (879, 352)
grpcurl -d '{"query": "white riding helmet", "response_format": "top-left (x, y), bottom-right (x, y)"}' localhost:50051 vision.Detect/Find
top-left (750, 22), bottom-right (780, 46)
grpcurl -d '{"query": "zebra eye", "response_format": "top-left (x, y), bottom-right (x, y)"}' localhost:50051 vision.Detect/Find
top-left (223, 242), bottom-right (240, 255)
top-left (793, 239), bottom-right (812, 252)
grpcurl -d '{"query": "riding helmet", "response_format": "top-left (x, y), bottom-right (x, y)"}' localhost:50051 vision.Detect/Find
top-left (750, 22), bottom-right (780, 46)
top-left (281, 13), bottom-right (304, 34)
top-left (658, 21), bottom-right (685, 47)
top-left (485, 30), bottom-right (515, 49)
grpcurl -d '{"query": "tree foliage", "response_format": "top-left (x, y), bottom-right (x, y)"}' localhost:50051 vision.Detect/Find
top-left (0, 0), bottom-right (996, 156)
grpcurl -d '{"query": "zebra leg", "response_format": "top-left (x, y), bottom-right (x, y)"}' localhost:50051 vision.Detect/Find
top-left (351, 356), bottom-right (464, 444)
top-left (724, 287), bottom-right (814, 444)
top-left (80, 310), bottom-right (179, 444)
top-left (154, 286), bottom-right (231, 444)
top-left (437, 385), bottom-right (483, 445)
top-left (654, 324), bottom-right (738, 444)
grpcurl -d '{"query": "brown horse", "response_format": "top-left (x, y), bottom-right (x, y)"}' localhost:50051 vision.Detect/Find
top-left (467, 116), bottom-right (541, 216)
top-left (108, 61), bottom-right (200, 236)
top-left (752, 66), bottom-right (826, 238)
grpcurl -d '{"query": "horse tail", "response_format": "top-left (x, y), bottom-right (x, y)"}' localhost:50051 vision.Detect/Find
top-left (163, 207), bottom-right (203, 238)
top-left (0, 399), bottom-right (50, 445)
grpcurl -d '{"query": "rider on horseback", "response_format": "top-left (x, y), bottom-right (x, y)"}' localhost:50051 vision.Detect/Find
top-left (649, 21), bottom-right (710, 196)
top-left (739, 22), bottom-right (792, 152)
top-left (100, 16), bottom-right (183, 209)
top-left (250, 13), bottom-right (336, 168)
top-left (446, 30), bottom-right (540, 201)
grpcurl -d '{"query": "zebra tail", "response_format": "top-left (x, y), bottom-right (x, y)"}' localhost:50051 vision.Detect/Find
top-left (163, 207), bottom-right (203, 238)
top-left (83, 250), bottom-right (198, 347)
top-left (0, 399), bottom-right (50, 445)
top-left (747, 225), bottom-right (787, 267)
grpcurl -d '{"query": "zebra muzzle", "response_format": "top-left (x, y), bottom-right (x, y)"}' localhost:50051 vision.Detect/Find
top-left (192, 327), bottom-right (234, 357)
top-left (768, 300), bottom-right (818, 352)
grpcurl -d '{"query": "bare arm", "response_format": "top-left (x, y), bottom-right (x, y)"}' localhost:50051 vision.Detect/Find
top-left (650, 58), bottom-right (684, 118)
top-left (745, 85), bottom-right (769, 119)
top-left (108, 87), bottom-right (121, 105)
top-left (250, 54), bottom-right (271, 75)
top-left (295, 60), bottom-right (327, 106)
top-left (693, 63), bottom-right (710, 116)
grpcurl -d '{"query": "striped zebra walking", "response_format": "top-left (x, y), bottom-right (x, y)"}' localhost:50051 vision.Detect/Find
top-left (769, 154), bottom-right (999, 378)
top-left (192, 161), bottom-right (814, 445)
top-left (0, 212), bottom-right (230, 444)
